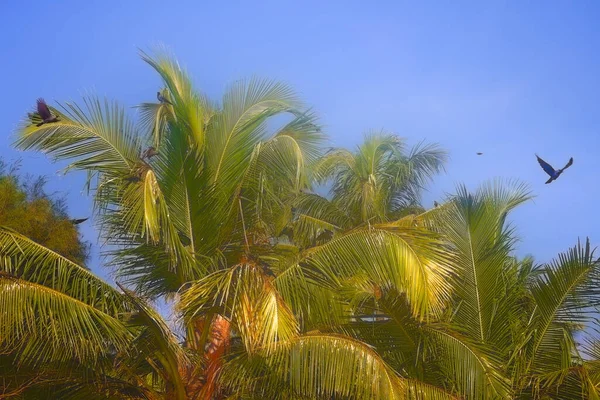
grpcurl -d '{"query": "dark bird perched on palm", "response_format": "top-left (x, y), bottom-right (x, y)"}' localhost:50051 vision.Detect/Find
top-left (536, 154), bottom-right (574, 184)
top-left (157, 91), bottom-right (172, 105)
top-left (141, 146), bottom-right (159, 159)
top-left (35, 98), bottom-right (59, 127)
top-left (433, 201), bottom-right (439, 208)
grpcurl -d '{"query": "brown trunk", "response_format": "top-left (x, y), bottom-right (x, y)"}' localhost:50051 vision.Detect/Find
top-left (199, 314), bottom-right (231, 400)
top-left (182, 314), bottom-right (231, 400)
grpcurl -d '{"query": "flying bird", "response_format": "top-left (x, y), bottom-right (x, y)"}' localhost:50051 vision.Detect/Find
top-left (157, 91), bottom-right (172, 105)
top-left (35, 98), bottom-right (59, 126)
top-left (536, 154), bottom-right (574, 184)
top-left (70, 218), bottom-right (88, 225)
top-left (141, 147), bottom-right (159, 159)
top-left (476, 152), bottom-right (483, 155)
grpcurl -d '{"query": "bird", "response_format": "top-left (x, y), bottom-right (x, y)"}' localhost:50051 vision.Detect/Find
top-left (433, 201), bottom-right (439, 208)
top-left (35, 98), bottom-right (59, 127)
top-left (141, 147), bottom-right (159, 159)
top-left (70, 218), bottom-right (88, 225)
top-left (157, 91), bottom-right (172, 105)
top-left (476, 152), bottom-right (483, 155)
top-left (536, 154), bottom-right (574, 184)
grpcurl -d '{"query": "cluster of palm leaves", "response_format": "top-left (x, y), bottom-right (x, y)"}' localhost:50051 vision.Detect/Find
top-left (2, 50), bottom-right (600, 399)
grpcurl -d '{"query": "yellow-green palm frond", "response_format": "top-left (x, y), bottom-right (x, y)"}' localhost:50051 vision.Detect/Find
top-left (0, 275), bottom-right (131, 367)
top-left (16, 96), bottom-right (141, 175)
top-left (221, 333), bottom-right (406, 399)
top-left (179, 262), bottom-right (299, 355)
top-left (525, 239), bottom-right (600, 376)
top-left (302, 224), bottom-right (455, 320)
top-left (0, 227), bottom-right (127, 316)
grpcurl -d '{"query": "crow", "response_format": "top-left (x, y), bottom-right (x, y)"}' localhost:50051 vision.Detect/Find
top-left (36, 98), bottom-right (59, 127)
top-left (476, 152), bottom-right (483, 155)
top-left (157, 91), bottom-right (172, 105)
top-left (536, 154), bottom-right (574, 184)
top-left (433, 201), bottom-right (439, 207)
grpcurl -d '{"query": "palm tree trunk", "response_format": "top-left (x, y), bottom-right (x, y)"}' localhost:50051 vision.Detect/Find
top-left (185, 314), bottom-right (231, 400)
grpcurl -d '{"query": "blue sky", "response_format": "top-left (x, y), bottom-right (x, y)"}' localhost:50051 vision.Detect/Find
top-left (1, 1), bottom-right (599, 284)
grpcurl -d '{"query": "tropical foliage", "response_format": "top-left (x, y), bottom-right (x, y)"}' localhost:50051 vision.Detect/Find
top-left (1, 50), bottom-right (599, 399)
top-left (0, 160), bottom-right (89, 263)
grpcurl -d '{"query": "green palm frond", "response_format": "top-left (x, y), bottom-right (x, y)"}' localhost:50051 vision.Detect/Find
top-left (427, 326), bottom-right (511, 399)
top-left (118, 283), bottom-right (188, 400)
top-left (208, 78), bottom-right (300, 186)
top-left (0, 227), bottom-right (126, 316)
top-left (526, 239), bottom-right (600, 374)
top-left (0, 274), bottom-right (131, 367)
top-left (16, 96), bottom-right (141, 174)
top-left (302, 224), bottom-right (454, 319)
top-left (290, 193), bottom-right (352, 247)
top-left (140, 48), bottom-right (212, 149)
top-left (223, 333), bottom-right (406, 399)
top-left (136, 100), bottom-right (173, 148)
top-left (437, 180), bottom-right (531, 344)
top-left (179, 262), bottom-right (299, 354)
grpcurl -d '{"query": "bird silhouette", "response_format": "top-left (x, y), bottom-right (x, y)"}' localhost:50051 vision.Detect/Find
top-left (141, 147), bottom-right (159, 159)
top-left (35, 98), bottom-right (59, 127)
top-left (70, 218), bottom-right (88, 225)
top-left (476, 152), bottom-right (483, 155)
top-left (433, 201), bottom-right (439, 207)
top-left (536, 154), bottom-right (573, 184)
top-left (157, 91), bottom-right (172, 105)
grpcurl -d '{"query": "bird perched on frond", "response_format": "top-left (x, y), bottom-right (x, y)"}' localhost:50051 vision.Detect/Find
top-left (157, 91), bottom-right (172, 105)
top-left (35, 98), bottom-right (59, 127)
top-left (141, 147), bottom-right (159, 159)
top-left (536, 154), bottom-right (573, 184)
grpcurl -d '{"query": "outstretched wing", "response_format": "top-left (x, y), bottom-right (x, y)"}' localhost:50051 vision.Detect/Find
top-left (561, 157), bottom-right (574, 171)
top-left (70, 218), bottom-right (89, 225)
top-left (36, 98), bottom-right (52, 120)
top-left (536, 155), bottom-right (556, 177)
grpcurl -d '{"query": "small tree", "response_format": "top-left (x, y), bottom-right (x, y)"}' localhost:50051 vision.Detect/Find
top-left (0, 159), bottom-right (89, 264)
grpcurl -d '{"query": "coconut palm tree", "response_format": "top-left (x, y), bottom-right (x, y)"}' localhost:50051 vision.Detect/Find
top-left (3, 49), bottom-right (455, 399)
top-left (6, 48), bottom-right (598, 399)
top-left (313, 133), bottom-right (446, 225)
top-left (298, 179), bottom-right (600, 399)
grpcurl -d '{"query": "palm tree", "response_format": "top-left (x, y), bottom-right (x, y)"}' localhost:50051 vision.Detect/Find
top-left (302, 179), bottom-right (600, 399)
top-left (313, 133), bottom-right (446, 225)
top-left (5, 48), bottom-right (598, 399)
top-left (3, 49), bottom-right (455, 399)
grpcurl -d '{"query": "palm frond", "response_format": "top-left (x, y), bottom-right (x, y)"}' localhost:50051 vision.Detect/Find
top-left (16, 97), bottom-right (141, 174)
top-left (179, 262), bottom-right (299, 355)
top-left (302, 224), bottom-right (455, 319)
top-left (0, 227), bottom-right (127, 316)
top-left (118, 283), bottom-right (188, 400)
top-left (0, 275), bottom-right (131, 367)
top-left (526, 239), bottom-right (600, 373)
top-left (208, 78), bottom-right (301, 186)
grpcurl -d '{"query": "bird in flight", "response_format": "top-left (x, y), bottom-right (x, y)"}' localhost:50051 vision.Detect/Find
top-left (70, 218), bottom-right (88, 225)
top-left (476, 152), bottom-right (483, 155)
top-left (536, 154), bottom-right (574, 184)
top-left (157, 91), bottom-right (172, 105)
top-left (35, 98), bottom-right (59, 127)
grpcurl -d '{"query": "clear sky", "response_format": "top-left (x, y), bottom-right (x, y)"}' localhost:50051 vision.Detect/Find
top-left (1, 1), bottom-right (599, 283)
